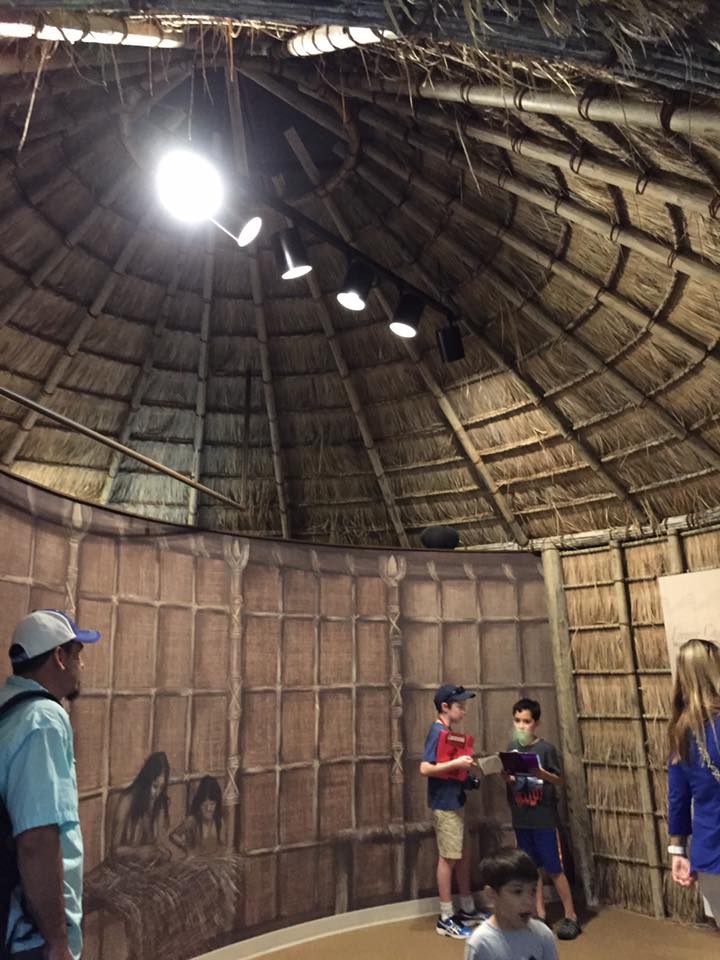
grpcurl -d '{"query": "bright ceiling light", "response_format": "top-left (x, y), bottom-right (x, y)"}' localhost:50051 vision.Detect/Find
top-left (390, 292), bottom-right (425, 338)
top-left (337, 261), bottom-right (374, 312)
top-left (156, 149), bottom-right (223, 224)
top-left (0, 20), bottom-right (35, 38)
top-left (389, 320), bottom-right (418, 338)
top-left (236, 216), bottom-right (263, 247)
top-left (37, 24), bottom-right (84, 42)
top-left (273, 228), bottom-right (312, 280)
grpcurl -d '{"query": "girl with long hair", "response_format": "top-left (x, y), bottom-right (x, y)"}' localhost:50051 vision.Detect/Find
top-left (668, 638), bottom-right (720, 923)
top-left (170, 776), bottom-right (224, 854)
top-left (110, 752), bottom-right (172, 865)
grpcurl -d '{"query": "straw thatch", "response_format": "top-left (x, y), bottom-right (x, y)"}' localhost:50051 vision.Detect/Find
top-left (1, 5), bottom-right (720, 548)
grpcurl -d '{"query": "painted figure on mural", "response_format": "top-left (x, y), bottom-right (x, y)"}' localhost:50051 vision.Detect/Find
top-left (171, 776), bottom-right (225, 855)
top-left (109, 752), bottom-right (173, 866)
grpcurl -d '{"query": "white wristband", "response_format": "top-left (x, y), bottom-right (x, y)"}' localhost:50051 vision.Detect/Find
top-left (668, 845), bottom-right (687, 857)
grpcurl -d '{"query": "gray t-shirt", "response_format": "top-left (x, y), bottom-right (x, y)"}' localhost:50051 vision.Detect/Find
top-left (465, 918), bottom-right (558, 960)
top-left (505, 738), bottom-right (561, 830)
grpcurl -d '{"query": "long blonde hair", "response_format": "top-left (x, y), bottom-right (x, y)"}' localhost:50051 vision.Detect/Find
top-left (668, 638), bottom-right (720, 762)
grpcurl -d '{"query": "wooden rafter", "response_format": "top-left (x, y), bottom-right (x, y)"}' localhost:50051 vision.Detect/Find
top-left (226, 67), bottom-right (290, 539)
top-left (284, 127), bottom-right (410, 547)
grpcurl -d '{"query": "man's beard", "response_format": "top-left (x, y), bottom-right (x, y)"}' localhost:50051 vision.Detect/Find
top-left (66, 686), bottom-right (81, 702)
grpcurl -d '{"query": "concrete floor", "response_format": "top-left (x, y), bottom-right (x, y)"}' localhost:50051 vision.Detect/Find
top-left (266, 908), bottom-right (718, 960)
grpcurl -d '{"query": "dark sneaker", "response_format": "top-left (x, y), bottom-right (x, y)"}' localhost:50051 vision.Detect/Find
top-left (436, 915), bottom-right (473, 939)
top-left (456, 907), bottom-right (490, 926)
top-left (557, 918), bottom-right (582, 940)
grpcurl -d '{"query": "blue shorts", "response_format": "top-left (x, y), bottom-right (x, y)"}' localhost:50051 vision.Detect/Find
top-left (515, 828), bottom-right (563, 875)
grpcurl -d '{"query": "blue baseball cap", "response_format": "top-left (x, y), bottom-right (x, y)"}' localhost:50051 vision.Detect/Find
top-left (434, 684), bottom-right (475, 710)
top-left (10, 610), bottom-right (101, 663)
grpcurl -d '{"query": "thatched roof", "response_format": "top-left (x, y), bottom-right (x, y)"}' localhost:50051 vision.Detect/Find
top-left (2, 3), bottom-right (720, 548)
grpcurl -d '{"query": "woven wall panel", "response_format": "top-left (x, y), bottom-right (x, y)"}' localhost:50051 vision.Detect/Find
top-left (243, 616), bottom-right (279, 687)
top-left (403, 622), bottom-right (442, 685)
top-left (356, 621), bottom-right (388, 683)
top-left (524, 685), bottom-right (559, 740)
top-left (109, 696), bottom-right (152, 784)
top-left (0, 579), bottom-right (29, 644)
top-left (159, 549), bottom-right (194, 603)
top-left (479, 579), bottom-right (516, 618)
top-left (284, 568), bottom-right (317, 614)
top-left (29, 584), bottom-right (65, 612)
top-left (279, 848), bottom-right (319, 918)
top-left (73, 697), bottom-right (107, 791)
top-left (0, 504), bottom-right (32, 578)
top-left (320, 574), bottom-right (353, 617)
top-left (243, 564), bottom-right (281, 612)
top-left (196, 556), bottom-right (229, 606)
top-left (483, 690), bottom-right (516, 756)
top-left (443, 623), bottom-right (480, 683)
top-left (319, 620), bottom-right (352, 684)
top-left (353, 842), bottom-right (395, 904)
top-left (518, 577), bottom-right (546, 616)
top-left (521, 622), bottom-right (554, 683)
top-left (191, 694), bottom-right (227, 772)
top-left (318, 763), bottom-right (353, 837)
top-left (32, 522), bottom-right (69, 587)
top-left (157, 606), bottom-right (193, 689)
top-left (319, 691), bottom-right (353, 760)
top-left (356, 760), bottom-right (391, 827)
top-left (282, 618), bottom-right (315, 686)
top-left (357, 689), bottom-right (391, 756)
top-left (415, 835), bottom-right (438, 895)
top-left (194, 610), bottom-right (230, 688)
top-left (79, 796), bottom-right (105, 872)
top-left (281, 691), bottom-right (316, 762)
top-left (240, 772), bottom-right (278, 850)
top-left (402, 690), bottom-right (433, 760)
top-left (113, 603), bottom-right (157, 690)
top-left (315, 846), bottom-right (338, 915)
top-left (118, 541), bottom-right (158, 599)
top-left (441, 579), bottom-right (477, 619)
top-left (279, 767), bottom-right (316, 845)
top-left (153, 694), bottom-right (188, 774)
top-left (403, 758), bottom-right (427, 822)
top-left (242, 691), bottom-right (277, 766)
top-left (80, 536), bottom-right (116, 596)
top-left (243, 854), bottom-right (277, 927)
top-left (357, 575), bottom-right (386, 615)
top-left (76, 599), bottom-right (113, 689)
top-left (400, 579), bottom-right (439, 618)
top-left (482, 623), bottom-right (521, 682)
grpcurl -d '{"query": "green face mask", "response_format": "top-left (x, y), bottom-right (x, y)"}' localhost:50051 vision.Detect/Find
top-left (514, 728), bottom-right (534, 747)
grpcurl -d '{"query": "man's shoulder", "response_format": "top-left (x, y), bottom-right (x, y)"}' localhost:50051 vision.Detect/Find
top-left (0, 683), bottom-right (69, 739)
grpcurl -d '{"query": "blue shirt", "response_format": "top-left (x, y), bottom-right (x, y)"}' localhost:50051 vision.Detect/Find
top-left (668, 716), bottom-right (720, 875)
top-left (0, 676), bottom-right (83, 958)
top-left (423, 720), bottom-right (466, 811)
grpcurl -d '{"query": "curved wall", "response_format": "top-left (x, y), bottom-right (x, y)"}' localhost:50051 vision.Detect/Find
top-left (0, 473), bottom-right (557, 959)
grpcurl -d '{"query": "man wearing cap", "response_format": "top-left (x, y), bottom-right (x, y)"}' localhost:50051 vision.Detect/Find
top-left (0, 610), bottom-right (100, 960)
top-left (420, 683), bottom-right (485, 939)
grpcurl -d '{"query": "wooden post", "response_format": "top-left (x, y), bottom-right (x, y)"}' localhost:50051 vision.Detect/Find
top-left (666, 532), bottom-right (685, 575)
top-left (609, 542), bottom-right (666, 918)
top-left (541, 546), bottom-right (597, 907)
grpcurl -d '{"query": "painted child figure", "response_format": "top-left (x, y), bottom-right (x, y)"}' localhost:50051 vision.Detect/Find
top-left (420, 683), bottom-right (486, 939)
top-left (465, 850), bottom-right (558, 960)
top-left (503, 698), bottom-right (581, 941)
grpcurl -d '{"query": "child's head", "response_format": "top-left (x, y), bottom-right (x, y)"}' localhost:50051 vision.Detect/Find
top-left (434, 683), bottom-right (475, 722)
top-left (512, 698), bottom-right (541, 744)
top-left (479, 850), bottom-right (539, 929)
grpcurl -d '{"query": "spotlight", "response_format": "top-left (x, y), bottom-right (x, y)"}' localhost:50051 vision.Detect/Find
top-left (156, 149), bottom-right (223, 223)
top-left (273, 227), bottom-right (312, 279)
top-left (390, 292), bottom-right (424, 339)
top-left (437, 318), bottom-right (465, 363)
top-left (337, 261), bottom-right (374, 311)
top-left (236, 216), bottom-right (263, 247)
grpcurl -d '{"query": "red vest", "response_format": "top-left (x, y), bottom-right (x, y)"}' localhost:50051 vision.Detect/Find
top-left (435, 729), bottom-right (474, 782)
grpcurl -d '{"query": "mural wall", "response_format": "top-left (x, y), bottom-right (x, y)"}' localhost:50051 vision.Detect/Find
top-left (0, 473), bottom-right (557, 959)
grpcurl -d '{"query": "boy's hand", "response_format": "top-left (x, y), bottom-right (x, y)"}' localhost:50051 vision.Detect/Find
top-left (453, 755), bottom-right (475, 770)
top-left (528, 765), bottom-right (544, 779)
top-left (671, 855), bottom-right (695, 888)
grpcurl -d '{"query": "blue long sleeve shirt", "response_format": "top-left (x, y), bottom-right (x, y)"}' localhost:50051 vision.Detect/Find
top-left (667, 716), bottom-right (720, 875)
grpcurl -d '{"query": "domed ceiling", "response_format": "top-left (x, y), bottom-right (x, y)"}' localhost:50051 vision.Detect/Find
top-left (1, 3), bottom-right (720, 548)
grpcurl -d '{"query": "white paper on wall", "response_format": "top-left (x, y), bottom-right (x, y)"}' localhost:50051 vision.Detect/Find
top-left (657, 568), bottom-right (720, 674)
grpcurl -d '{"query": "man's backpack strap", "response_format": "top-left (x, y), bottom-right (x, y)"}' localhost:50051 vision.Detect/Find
top-left (0, 689), bottom-right (61, 960)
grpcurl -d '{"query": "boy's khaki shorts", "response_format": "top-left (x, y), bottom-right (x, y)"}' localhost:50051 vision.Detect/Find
top-left (433, 808), bottom-right (465, 860)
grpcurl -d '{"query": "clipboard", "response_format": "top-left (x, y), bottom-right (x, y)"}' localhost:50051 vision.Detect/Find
top-left (499, 751), bottom-right (541, 775)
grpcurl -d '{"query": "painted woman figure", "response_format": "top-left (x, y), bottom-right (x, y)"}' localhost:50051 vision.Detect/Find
top-left (668, 638), bottom-right (720, 923)
top-left (170, 775), bottom-right (224, 855)
top-left (110, 751), bottom-right (173, 865)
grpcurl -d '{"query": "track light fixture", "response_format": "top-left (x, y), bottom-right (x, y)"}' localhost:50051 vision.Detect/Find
top-left (389, 292), bottom-right (425, 339)
top-left (273, 227), bottom-right (312, 280)
top-left (436, 317), bottom-right (465, 363)
top-left (337, 261), bottom-right (374, 311)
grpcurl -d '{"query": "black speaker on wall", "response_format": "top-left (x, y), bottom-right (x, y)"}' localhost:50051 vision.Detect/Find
top-left (437, 322), bottom-right (464, 363)
top-left (421, 525), bottom-right (461, 549)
